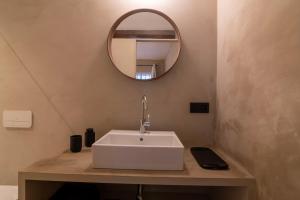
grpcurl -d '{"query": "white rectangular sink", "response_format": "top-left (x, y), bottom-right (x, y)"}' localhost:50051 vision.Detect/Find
top-left (92, 130), bottom-right (184, 170)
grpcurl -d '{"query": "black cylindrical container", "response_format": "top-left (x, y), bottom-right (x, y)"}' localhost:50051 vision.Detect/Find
top-left (70, 135), bottom-right (82, 153)
top-left (85, 128), bottom-right (95, 147)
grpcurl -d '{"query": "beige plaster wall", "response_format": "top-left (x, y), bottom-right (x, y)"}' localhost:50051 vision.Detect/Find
top-left (0, 0), bottom-right (217, 184)
top-left (217, 0), bottom-right (300, 199)
top-left (0, 33), bottom-right (70, 185)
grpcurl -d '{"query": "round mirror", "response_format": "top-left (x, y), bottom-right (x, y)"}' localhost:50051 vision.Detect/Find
top-left (107, 9), bottom-right (181, 80)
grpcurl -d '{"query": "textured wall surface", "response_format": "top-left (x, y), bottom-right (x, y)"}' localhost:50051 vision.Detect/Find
top-left (217, 0), bottom-right (300, 199)
top-left (0, 0), bottom-right (217, 184)
top-left (0, 33), bottom-right (70, 185)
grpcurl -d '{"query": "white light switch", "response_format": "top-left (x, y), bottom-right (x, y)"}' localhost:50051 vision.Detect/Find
top-left (3, 110), bottom-right (32, 128)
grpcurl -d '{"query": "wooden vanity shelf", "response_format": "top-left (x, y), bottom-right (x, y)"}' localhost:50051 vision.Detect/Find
top-left (19, 148), bottom-right (255, 200)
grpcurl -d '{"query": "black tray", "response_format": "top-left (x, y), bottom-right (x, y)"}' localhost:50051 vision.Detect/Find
top-left (191, 147), bottom-right (229, 170)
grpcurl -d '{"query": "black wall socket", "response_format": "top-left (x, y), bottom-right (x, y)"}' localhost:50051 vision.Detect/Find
top-left (190, 102), bottom-right (209, 113)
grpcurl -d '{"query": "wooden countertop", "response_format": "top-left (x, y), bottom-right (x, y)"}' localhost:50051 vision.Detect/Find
top-left (19, 148), bottom-right (254, 187)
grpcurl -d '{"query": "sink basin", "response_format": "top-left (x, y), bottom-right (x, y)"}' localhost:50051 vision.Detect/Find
top-left (92, 130), bottom-right (184, 170)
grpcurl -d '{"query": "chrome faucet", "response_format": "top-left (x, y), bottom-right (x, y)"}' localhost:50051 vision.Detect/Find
top-left (140, 95), bottom-right (150, 133)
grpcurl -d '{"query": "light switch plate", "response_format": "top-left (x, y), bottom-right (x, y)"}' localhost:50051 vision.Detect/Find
top-left (3, 110), bottom-right (32, 128)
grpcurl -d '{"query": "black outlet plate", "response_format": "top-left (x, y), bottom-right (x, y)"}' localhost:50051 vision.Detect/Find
top-left (190, 102), bottom-right (209, 113)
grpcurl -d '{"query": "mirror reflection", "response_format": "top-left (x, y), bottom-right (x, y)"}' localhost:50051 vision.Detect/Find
top-left (108, 10), bottom-right (181, 80)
